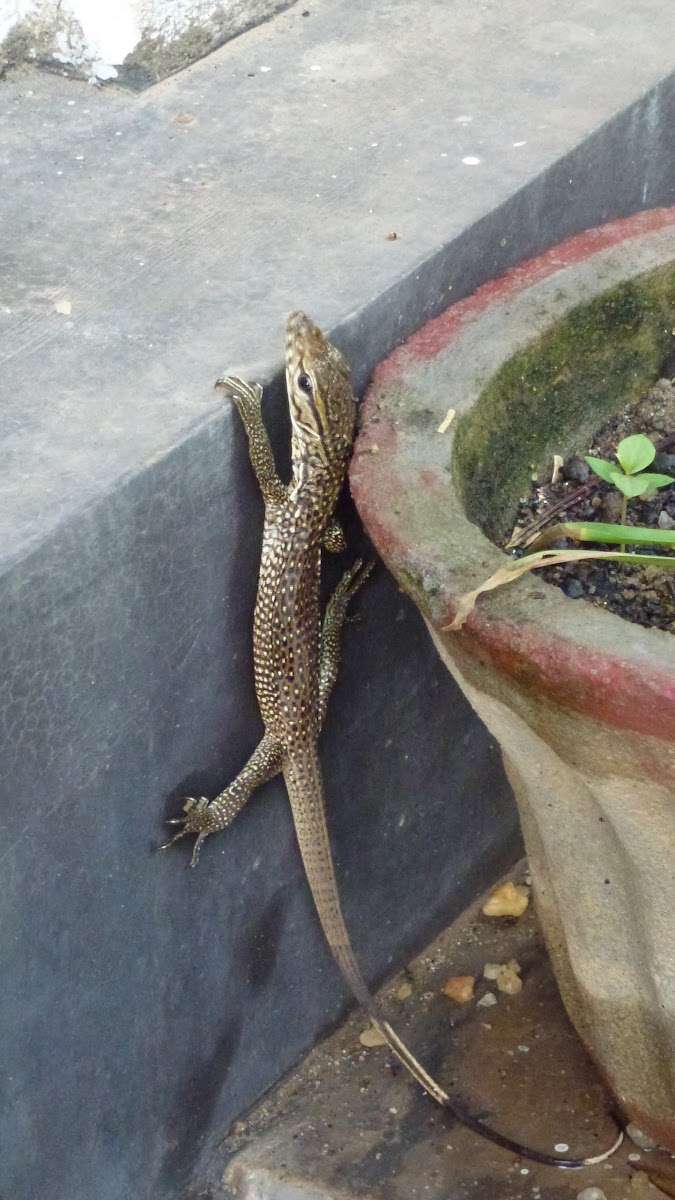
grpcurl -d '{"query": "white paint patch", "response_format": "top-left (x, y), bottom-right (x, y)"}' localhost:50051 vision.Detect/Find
top-left (462, 155), bottom-right (481, 165)
top-left (513, 140), bottom-right (527, 146)
top-left (1, 0), bottom-right (278, 76)
top-left (91, 60), bottom-right (118, 80)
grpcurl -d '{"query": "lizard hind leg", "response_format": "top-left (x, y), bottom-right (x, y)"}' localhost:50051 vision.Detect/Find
top-left (160, 734), bottom-right (285, 867)
top-left (319, 558), bottom-right (375, 725)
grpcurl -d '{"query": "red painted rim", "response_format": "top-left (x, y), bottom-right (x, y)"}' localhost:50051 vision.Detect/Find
top-left (354, 208), bottom-right (675, 741)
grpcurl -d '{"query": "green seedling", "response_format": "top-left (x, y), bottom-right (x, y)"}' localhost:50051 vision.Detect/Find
top-left (449, 436), bottom-right (675, 630)
top-left (585, 434), bottom-right (675, 538)
top-left (585, 432), bottom-right (674, 553)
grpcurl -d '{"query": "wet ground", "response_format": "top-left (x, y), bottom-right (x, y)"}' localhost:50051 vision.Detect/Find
top-left (198, 867), bottom-right (675, 1200)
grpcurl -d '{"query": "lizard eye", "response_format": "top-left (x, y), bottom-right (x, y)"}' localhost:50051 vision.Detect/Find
top-left (297, 372), bottom-right (313, 393)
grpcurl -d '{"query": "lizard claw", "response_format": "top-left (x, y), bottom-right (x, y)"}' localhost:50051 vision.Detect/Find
top-left (158, 796), bottom-right (213, 867)
top-left (214, 377), bottom-right (263, 415)
top-left (342, 557), bottom-right (376, 598)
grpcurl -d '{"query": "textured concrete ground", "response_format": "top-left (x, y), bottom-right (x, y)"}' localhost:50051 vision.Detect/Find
top-left (2, 3), bottom-right (675, 1200)
top-left (3, 0), bottom-right (675, 565)
top-left (208, 868), bottom-right (675, 1200)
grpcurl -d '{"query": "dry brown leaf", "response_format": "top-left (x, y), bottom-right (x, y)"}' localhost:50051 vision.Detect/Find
top-left (445, 550), bottom-right (634, 631)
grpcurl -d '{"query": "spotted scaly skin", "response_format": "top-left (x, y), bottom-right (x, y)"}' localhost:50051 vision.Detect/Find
top-left (162, 313), bottom-right (621, 1170)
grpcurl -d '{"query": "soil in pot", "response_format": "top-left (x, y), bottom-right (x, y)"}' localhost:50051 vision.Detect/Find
top-left (507, 376), bottom-right (675, 634)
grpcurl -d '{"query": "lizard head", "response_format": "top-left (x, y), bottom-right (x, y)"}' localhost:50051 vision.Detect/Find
top-left (286, 311), bottom-right (356, 472)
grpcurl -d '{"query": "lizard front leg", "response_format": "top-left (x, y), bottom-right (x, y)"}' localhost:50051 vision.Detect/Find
top-left (221, 376), bottom-right (343, 547)
top-left (216, 377), bottom-right (287, 507)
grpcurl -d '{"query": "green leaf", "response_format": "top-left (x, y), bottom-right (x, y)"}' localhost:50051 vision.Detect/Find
top-left (585, 456), bottom-right (619, 483)
top-left (615, 433), bottom-right (655, 475)
top-left (560, 521), bottom-right (675, 547)
top-left (611, 473), bottom-right (650, 498)
top-left (634, 472), bottom-right (675, 491)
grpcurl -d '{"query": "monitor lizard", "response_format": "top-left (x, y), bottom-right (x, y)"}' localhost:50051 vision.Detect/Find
top-left (162, 311), bottom-right (621, 1168)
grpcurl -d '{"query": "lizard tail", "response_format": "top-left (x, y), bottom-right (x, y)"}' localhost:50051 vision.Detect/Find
top-left (283, 743), bottom-right (623, 1170)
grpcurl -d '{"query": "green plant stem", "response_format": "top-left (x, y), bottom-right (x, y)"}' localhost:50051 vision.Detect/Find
top-left (620, 493), bottom-right (627, 553)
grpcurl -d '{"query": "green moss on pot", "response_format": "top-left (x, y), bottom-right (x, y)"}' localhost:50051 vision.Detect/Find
top-left (453, 264), bottom-right (675, 543)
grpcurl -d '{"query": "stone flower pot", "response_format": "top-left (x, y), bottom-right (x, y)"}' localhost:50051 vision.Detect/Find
top-left (350, 209), bottom-right (675, 1149)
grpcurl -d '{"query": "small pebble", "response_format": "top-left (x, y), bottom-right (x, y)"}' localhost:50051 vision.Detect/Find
top-left (629, 1172), bottom-right (658, 1193)
top-left (626, 1122), bottom-right (658, 1150)
top-left (477, 991), bottom-right (497, 1008)
top-left (482, 881), bottom-right (529, 918)
top-left (359, 1024), bottom-right (388, 1048)
top-left (658, 509), bottom-right (675, 530)
top-left (554, 1142), bottom-right (569, 1152)
top-left (442, 975), bottom-right (475, 1003)
top-left (653, 451), bottom-right (675, 474)
top-left (562, 578), bottom-right (584, 600)
top-left (562, 455), bottom-right (590, 483)
top-left (483, 963), bottom-right (504, 980)
top-left (576, 1189), bottom-right (607, 1200)
top-left (599, 491), bottom-right (623, 523)
top-left (498, 966), bottom-right (523, 995)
